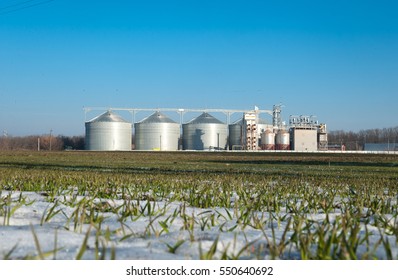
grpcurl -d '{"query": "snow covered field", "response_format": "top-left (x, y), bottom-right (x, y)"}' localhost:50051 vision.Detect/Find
top-left (1, 190), bottom-right (397, 260)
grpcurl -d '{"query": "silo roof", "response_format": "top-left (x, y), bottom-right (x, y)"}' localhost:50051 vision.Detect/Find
top-left (138, 111), bottom-right (177, 124)
top-left (187, 112), bottom-right (224, 125)
top-left (230, 118), bottom-right (243, 125)
top-left (88, 111), bottom-right (129, 123)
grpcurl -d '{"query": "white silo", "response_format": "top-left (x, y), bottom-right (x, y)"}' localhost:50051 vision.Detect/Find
top-left (275, 129), bottom-right (290, 150)
top-left (257, 118), bottom-right (273, 148)
top-left (261, 129), bottom-right (276, 150)
top-left (183, 112), bottom-right (228, 150)
top-left (134, 111), bottom-right (180, 151)
top-left (85, 111), bottom-right (132, 151)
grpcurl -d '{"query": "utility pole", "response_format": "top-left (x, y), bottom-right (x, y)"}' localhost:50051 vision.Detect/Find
top-left (49, 129), bottom-right (53, 151)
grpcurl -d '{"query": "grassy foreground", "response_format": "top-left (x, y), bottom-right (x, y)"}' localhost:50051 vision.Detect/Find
top-left (0, 151), bottom-right (397, 259)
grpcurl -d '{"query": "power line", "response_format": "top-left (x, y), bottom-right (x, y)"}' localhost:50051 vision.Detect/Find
top-left (0, 0), bottom-right (55, 15)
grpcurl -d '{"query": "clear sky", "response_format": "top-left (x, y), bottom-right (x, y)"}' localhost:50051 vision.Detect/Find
top-left (0, 0), bottom-right (397, 136)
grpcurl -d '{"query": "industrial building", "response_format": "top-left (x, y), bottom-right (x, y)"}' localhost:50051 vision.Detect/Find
top-left (289, 115), bottom-right (326, 152)
top-left (364, 143), bottom-right (398, 152)
top-left (84, 105), bottom-right (328, 152)
top-left (228, 117), bottom-right (272, 150)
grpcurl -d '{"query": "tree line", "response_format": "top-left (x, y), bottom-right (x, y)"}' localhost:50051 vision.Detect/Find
top-left (328, 126), bottom-right (398, 150)
top-left (0, 135), bottom-right (85, 151)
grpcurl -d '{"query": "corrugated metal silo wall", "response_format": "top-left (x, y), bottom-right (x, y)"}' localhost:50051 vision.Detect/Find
top-left (134, 122), bottom-right (180, 151)
top-left (183, 123), bottom-right (228, 150)
top-left (228, 123), bottom-right (242, 149)
top-left (85, 122), bottom-right (132, 151)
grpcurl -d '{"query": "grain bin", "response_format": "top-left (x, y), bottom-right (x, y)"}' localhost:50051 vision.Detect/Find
top-left (85, 111), bottom-right (132, 151)
top-left (182, 112), bottom-right (227, 150)
top-left (228, 119), bottom-right (243, 150)
top-left (134, 111), bottom-right (180, 151)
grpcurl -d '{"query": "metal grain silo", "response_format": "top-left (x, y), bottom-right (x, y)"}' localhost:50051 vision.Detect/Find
top-left (85, 111), bottom-right (132, 151)
top-left (183, 112), bottom-right (227, 150)
top-left (275, 129), bottom-right (290, 150)
top-left (228, 119), bottom-right (243, 150)
top-left (134, 111), bottom-right (180, 151)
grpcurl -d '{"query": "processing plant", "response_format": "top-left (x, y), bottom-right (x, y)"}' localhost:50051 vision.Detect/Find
top-left (84, 105), bottom-right (328, 152)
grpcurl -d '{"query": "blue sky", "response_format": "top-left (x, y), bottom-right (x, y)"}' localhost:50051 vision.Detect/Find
top-left (0, 0), bottom-right (397, 136)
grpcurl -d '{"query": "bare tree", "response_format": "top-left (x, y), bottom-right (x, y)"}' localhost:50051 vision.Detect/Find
top-left (0, 135), bottom-right (85, 151)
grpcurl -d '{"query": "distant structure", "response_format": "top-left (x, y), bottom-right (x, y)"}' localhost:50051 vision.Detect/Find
top-left (289, 115), bottom-right (327, 152)
top-left (229, 116), bottom-right (272, 150)
top-left (85, 110), bottom-right (132, 151)
top-left (228, 119), bottom-right (244, 150)
top-left (135, 111), bottom-right (180, 151)
top-left (276, 129), bottom-right (291, 150)
top-left (261, 129), bottom-right (275, 150)
top-left (182, 112), bottom-right (228, 150)
top-left (243, 111), bottom-right (258, 150)
top-left (364, 143), bottom-right (398, 152)
top-left (83, 105), bottom-right (328, 152)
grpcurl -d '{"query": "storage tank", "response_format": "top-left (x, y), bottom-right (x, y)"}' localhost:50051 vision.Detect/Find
top-left (183, 112), bottom-right (228, 150)
top-left (85, 111), bottom-right (132, 151)
top-left (275, 129), bottom-right (290, 150)
top-left (228, 119), bottom-right (243, 150)
top-left (257, 118), bottom-right (273, 147)
top-left (134, 111), bottom-right (180, 151)
top-left (261, 129), bottom-right (275, 150)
